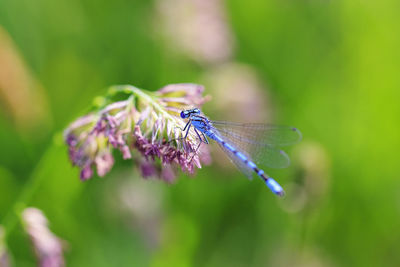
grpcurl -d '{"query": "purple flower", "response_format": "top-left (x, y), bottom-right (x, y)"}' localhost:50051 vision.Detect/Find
top-left (139, 160), bottom-right (158, 178)
top-left (156, 83), bottom-right (211, 115)
top-left (80, 164), bottom-right (93, 181)
top-left (64, 84), bottom-right (211, 182)
top-left (22, 208), bottom-right (65, 267)
top-left (161, 164), bottom-right (176, 183)
top-left (121, 145), bottom-right (132, 159)
top-left (133, 125), bottom-right (204, 178)
top-left (95, 152), bottom-right (114, 177)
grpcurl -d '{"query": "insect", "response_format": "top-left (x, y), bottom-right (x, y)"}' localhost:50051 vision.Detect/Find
top-left (179, 108), bottom-right (302, 196)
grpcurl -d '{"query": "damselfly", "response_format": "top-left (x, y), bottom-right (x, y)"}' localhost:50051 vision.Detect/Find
top-left (179, 108), bottom-right (302, 196)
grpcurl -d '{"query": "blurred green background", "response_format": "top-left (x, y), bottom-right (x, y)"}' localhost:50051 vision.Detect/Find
top-left (1, 0), bottom-right (400, 266)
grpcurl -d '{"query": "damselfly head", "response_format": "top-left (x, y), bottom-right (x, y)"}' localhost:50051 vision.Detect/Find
top-left (180, 111), bottom-right (187, 119)
top-left (180, 108), bottom-right (201, 119)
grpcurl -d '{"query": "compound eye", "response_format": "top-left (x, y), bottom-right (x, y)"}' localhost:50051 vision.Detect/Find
top-left (180, 111), bottom-right (186, 118)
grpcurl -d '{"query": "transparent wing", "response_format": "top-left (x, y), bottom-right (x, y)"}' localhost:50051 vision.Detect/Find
top-left (211, 122), bottom-right (300, 169)
top-left (211, 121), bottom-right (302, 146)
top-left (217, 140), bottom-right (254, 180)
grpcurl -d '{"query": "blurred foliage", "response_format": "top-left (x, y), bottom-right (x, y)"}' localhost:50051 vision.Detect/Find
top-left (0, 0), bottom-right (400, 266)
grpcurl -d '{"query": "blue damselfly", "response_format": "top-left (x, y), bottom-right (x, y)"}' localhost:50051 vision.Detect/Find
top-left (179, 108), bottom-right (302, 196)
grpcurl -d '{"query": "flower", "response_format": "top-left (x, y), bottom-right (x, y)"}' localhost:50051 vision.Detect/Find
top-left (64, 84), bottom-right (210, 181)
top-left (22, 208), bottom-right (65, 267)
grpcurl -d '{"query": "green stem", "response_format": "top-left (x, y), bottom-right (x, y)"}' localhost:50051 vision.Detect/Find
top-left (1, 145), bottom-right (52, 239)
top-left (111, 85), bottom-right (176, 121)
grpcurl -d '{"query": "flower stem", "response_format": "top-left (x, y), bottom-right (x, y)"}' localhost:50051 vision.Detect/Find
top-left (110, 85), bottom-right (176, 121)
top-left (1, 144), bottom-right (53, 239)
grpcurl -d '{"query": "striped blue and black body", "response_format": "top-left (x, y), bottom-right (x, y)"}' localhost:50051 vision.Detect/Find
top-left (180, 108), bottom-right (302, 196)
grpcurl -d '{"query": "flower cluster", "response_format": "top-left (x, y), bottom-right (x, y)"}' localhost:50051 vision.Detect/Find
top-left (22, 208), bottom-right (65, 267)
top-left (64, 84), bottom-right (210, 182)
